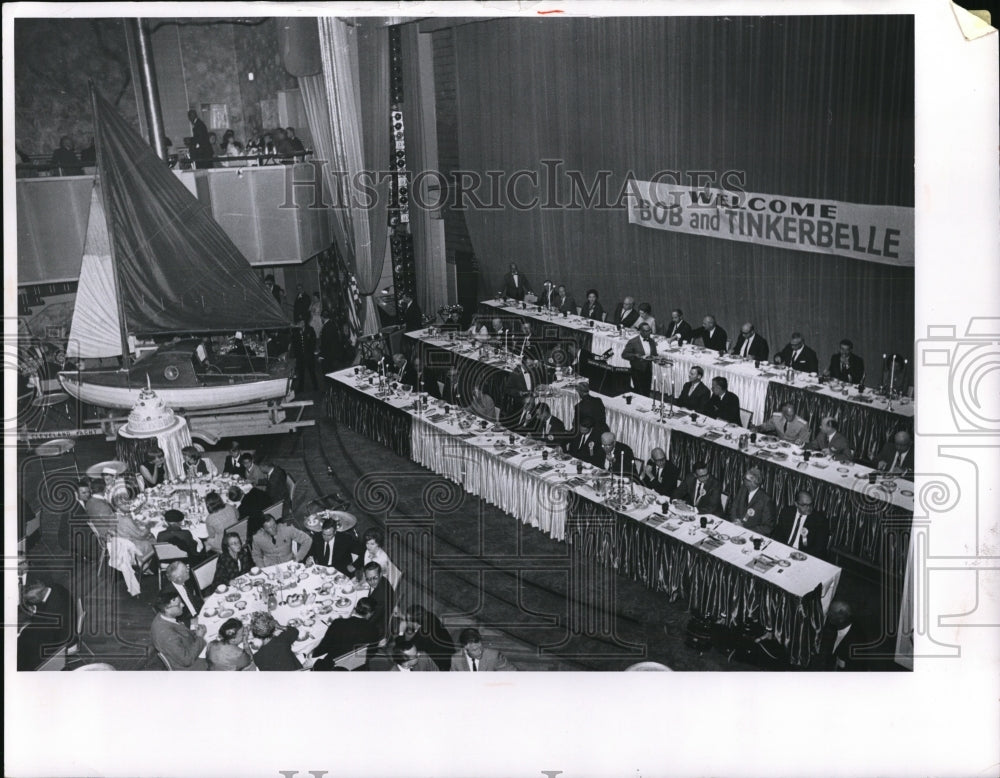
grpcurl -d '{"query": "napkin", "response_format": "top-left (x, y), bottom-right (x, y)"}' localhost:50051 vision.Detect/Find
top-left (694, 535), bottom-right (726, 552)
top-left (747, 555), bottom-right (779, 572)
top-left (701, 431), bottom-right (722, 441)
top-left (496, 449), bottom-right (519, 460)
top-left (529, 464), bottom-right (555, 475)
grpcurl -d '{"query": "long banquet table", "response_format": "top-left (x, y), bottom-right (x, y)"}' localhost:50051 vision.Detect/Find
top-left (324, 366), bottom-right (842, 665)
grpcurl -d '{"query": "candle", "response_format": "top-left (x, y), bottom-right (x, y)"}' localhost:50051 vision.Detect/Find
top-left (888, 354), bottom-right (896, 394)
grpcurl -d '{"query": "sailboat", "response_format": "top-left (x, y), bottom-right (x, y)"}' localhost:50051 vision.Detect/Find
top-left (59, 86), bottom-right (294, 412)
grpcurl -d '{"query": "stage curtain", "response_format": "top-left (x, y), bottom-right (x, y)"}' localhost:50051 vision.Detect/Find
top-left (450, 16), bottom-right (914, 369)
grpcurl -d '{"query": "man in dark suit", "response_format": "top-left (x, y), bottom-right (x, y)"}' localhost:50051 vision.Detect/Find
top-left (400, 356), bottom-right (427, 393)
top-left (815, 600), bottom-right (871, 671)
top-left (501, 262), bottom-right (532, 301)
top-left (677, 366), bottom-right (711, 413)
top-left (596, 431), bottom-right (635, 476)
top-left (807, 416), bottom-right (854, 463)
top-left (438, 365), bottom-right (466, 405)
top-left (875, 431), bottom-right (914, 478)
top-left (731, 322), bottom-right (770, 361)
top-left (399, 293), bottom-right (423, 332)
top-left (18, 580), bottom-right (78, 669)
top-left (538, 280), bottom-right (561, 309)
top-left (707, 376), bottom-right (742, 426)
top-left (638, 448), bottom-right (679, 496)
top-left (532, 402), bottom-right (567, 447)
top-left (187, 109), bottom-right (213, 169)
top-left (611, 296), bottom-right (641, 328)
top-left (260, 460), bottom-right (290, 505)
top-left (319, 309), bottom-right (343, 372)
top-left (363, 561), bottom-right (397, 640)
top-left (621, 321), bottom-right (658, 396)
top-left (572, 381), bottom-right (607, 434)
top-left (293, 284), bottom-right (311, 324)
top-left (772, 490), bottom-right (830, 559)
top-left (556, 285), bottom-right (577, 315)
top-left (311, 597), bottom-right (382, 670)
top-left (510, 395), bottom-right (539, 435)
top-left (688, 314), bottom-right (728, 352)
top-left (665, 308), bottom-right (693, 343)
top-left (157, 509), bottom-right (203, 561)
top-left (223, 441), bottom-right (246, 477)
top-left (826, 339), bottom-right (866, 384)
top-left (164, 560), bottom-right (205, 625)
top-left (672, 462), bottom-right (724, 515)
top-left (726, 467), bottom-right (777, 535)
top-left (150, 590), bottom-right (208, 670)
top-left (308, 519), bottom-right (361, 577)
top-left (567, 415), bottom-right (601, 464)
top-left (238, 487), bottom-right (270, 521)
top-left (773, 332), bottom-right (820, 373)
top-left (503, 358), bottom-right (538, 414)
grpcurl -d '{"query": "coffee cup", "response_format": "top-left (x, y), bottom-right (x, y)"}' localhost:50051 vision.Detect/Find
top-left (699, 516), bottom-right (708, 528)
top-left (751, 537), bottom-right (762, 550)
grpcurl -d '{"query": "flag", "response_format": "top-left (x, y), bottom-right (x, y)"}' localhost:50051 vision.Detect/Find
top-left (346, 275), bottom-right (362, 346)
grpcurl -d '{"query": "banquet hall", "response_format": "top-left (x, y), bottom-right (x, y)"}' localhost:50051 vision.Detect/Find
top-left (14, 11), bottom-right (919, 674)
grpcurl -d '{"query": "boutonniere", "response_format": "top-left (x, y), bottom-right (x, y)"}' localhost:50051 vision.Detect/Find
top-left (588, 442), bottom-right (595, 454)
top-left (746, 508), bottom-right (756, 518)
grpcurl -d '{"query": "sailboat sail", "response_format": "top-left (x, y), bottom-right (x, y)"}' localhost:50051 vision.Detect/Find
top-left (67, 186), bottom-right (124, 359)
top-left (88, 88), bottom-right (287, 342)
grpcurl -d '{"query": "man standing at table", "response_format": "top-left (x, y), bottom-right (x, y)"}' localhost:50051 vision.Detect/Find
top-left (807, 417), bottom-right (854, 462)
top-left (597, 431), bottom-right (634, 476)
top-left (706, 377), bottom-right (742, 426)
top-left (726, 468), bottom-right (777, 536)
top-left (150, 590), bottom-right (207, 670)
top-left (187, 109), bottom-right (213, 169)
top-left (572, 380), bottom-right (607, 434)
top-left (772, 490), bottom-right (830, 560)
top-left (731, 322), bottom-right (770, 361)
top-left (450, 628), bottom-right (516, 671)
top-left (612, 296), bottom-right (640, 328)
top-left (622, 322), bottom-right (658, 396)
top-left (875, 431), bottom-right (914, 479)
top-left (672, 462), bottom-right (724, 515)
top-left (501, 262), bottom-right (532, 301)
top-left (164, 560), bottom-right (204, 626)
top-left (639, 448), bottom-right (679, 496)
top-left (688, 315), bottom-right (728, 352)
top-left (773, 332), bottom-right (819, 373)
top-left (756, 403), bottom-right (811, 446)
top-left (826, 339), bottom-right (865, 384)
top-left (398, 293), bottom-right (423, 332)
top-left (677, 366), bottom-right (711, 413)
top-left (251, 516), bottom-right (311, 568)
top-left (665, 308), bottom-right (693, 343)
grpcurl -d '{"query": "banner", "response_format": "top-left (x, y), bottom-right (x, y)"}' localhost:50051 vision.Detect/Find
top-left (628, 180), bottom-right (914, 267)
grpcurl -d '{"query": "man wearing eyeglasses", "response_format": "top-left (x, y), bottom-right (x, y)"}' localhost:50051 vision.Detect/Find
top-left (387, 637), bottom-right (438, 672)
top-left (726, 467), bottom-right (777, 536)
top-left (672, 462), bottom-right (723, 515)
top-left (639, 447), bottom-right (679, 496)
top-left (772, 490), bottom-right (830, 560)
top-left (363, 562), bottom-right (396, 640)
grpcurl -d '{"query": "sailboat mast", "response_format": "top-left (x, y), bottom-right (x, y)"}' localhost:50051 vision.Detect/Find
top-left (89, 81), bottom-right (133, 369)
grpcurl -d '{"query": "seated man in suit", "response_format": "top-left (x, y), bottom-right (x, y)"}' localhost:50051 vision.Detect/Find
top-left (672, 461), bottom-right (724, 514)
top-left (311, 597), bottom-right (382, 671)
top-left (731, 322), bottom-right (770, 361)
top-left (157, 509), bottom-right (203, 561)
top-left (501, 262), bottom-right (532, 301)
top-left (362, 561), bottom-right (396, 640)
top-left (398, 292), bottom-right (423, 332)
top-left (437, 365), bottom-right (464, 405)
top-left (371, 636), bottom-right (439, 672)
top-left (450, 627), bottom-right (516, 671)
top-left (164, 560), bottom-right (205, 625)
top-left (807, 416), bottom-right (853, 462)
top-left (251, 515), bottom-right (311, 568)
top-left (223, 441), bottom-right (246, 477)
top-left (556, 285), bottom-right (578, 315)
top-left (308, 518), bottom-right (361, 577)
top-left (772, 490), bottom-right (830, 560)
top-left (596, 431), bottom-right (634, 476)
top-left (726, 467), bottom-right (777, 536)
top-left (509, 394), bottom-right (539, 436)
top-left (772, 331), bottom-right (819, 374)
top-left (676, 366), bottom-right (711, 413)
top-left (250, 611), bottom-right (302, 671)
top-left (572, 380), bottom-right (607, 434)
top-left (665, 308), bottom-right (693, 343)
top-left (237, 485), bottom-right (271, 521)
top-left (538, 279), bottom-right (561, 309)
top-left (567, 415), bottom-right (601, 464)
top-left (259, 459), bottom-right (289, 506)
top-left (875, 430), bottom-right (914, 478)
top-left (400, 355), bottom-right (424, 393)
top-left (688, 314), bottom-right (728, 352)
top-left (639, 447), bottom-right (679, 496)
top-left (755, 402), bottom-right (811, 446)
top-left (239, 453), bottom-right (266, 487)
top-left (503, 357), bottom-right (538, 414)
top-left (389, 352), bottom-right (410, 383)
top-left (826, 338), bottom-right (866, 384)
top-left (611, 296), bottom-right (641, 329)
top-left (621, 321), bottom-right (658, 396)
top-left (150, 589), bottom-right (207, 671)
top-left (706, 376), bottom-right (742, 426)
top-left (532, 402), bottom-right (567, 447)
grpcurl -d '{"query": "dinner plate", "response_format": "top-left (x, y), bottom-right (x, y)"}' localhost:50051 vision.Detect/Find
top-left (900, 489), bottom-right (914, 497)
top-left (777, 559), bottom-right (791, 568)
top-left (217, 608), bottom-right (234, 618)
top-left (215, 584), bottom-right (228, 594)
top-left (234, 601), bottom-right (248, 610)
top-left (334, 597), bottom-right (352, 608)
top-left (730, 536), bottom-right (746, 545)
top-left (225, 592), bottom-right (240, 602)
top-left (789, 551), bottom-right (807, 561)
top-left (203, 608), bottom-right (218, 617)
top-left (836, 467), bottom-right (849, 473)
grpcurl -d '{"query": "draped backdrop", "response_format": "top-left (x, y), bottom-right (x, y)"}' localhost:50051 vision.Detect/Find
top-left (448, 16), bottom-right (914, 365)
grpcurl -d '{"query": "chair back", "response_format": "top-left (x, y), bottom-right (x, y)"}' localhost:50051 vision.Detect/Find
top-left (37, 647), bottom-right (68, 671)
top-left (263, 501), bottom-right (284, 521)
top-left (154, 542), bottom-right (188, 563)
top-left (287, 475), bottom-right (297, 505)
top-left (192, 555), bottom-right (218, 593)
top-left (157, 650), bottom-right (174, 671)
top-left (226, 518), bottom-right (248, 544)
top-left (739, 408), bottom-right (753, 427)
top-left (333, 645), bottom-right (370, 671)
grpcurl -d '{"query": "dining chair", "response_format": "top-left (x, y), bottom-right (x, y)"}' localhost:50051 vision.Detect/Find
top-left (332, 645), bottom-right (370, 671)
top-left (226, 518), bottom-right (248, 544)
top-left (37, 646), bottom-right (68, 671)
top-left (87, 521), bottom-right (109, 576)
top-left (739, 408), bottom-right (753, 427)
top-left (156, 650), bottom-right (174, 671)
top-left (153, 542), bottom-right (188, 588)
top-left (191, 555), bottom-right (218, 594)
top-left (263, 502), bottom-right (284, 521)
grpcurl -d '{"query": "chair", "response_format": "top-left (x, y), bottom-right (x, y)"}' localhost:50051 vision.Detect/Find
top-left (226, 518), bottom-right (248, 545)
top-left (286, 474), bottom-right (297, 507)
top-left (739, 408), bottom-right (753, 427)
top-left (87, 521), bottom-right (109, 576)
top-left (263, 501), bottom-right (284, 521)
top-left (37, 647), bottom-right (68, 671)
top-left (157, 650), bottom-right (174, 671)
top-left (192, 555), bottom-right (219, 594)
top-left (333, 644), bottom-right (371, 670)
top-left (74, 597), bottom-right (95, 659)
top-left (153, 542), bottom-right (188, 588)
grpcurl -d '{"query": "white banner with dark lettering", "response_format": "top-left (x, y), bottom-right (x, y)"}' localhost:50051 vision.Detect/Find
top-left (627, 180), bottom-right (913, 267)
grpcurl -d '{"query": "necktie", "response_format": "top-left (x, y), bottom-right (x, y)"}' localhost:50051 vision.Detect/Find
top-left (325, 541), bottom-right (333, 566)
top-left (892, 451), bottom-right (903, 471)
top-left (789, 513), bottom-right (804, 546)
top-left (742, 337), bottom-right (750, 357)
top-left (472, 657), bottom-right (478, 671)
top-left (783, 420), bottom-right (789, 434)
top-left (793, 349), bottom-right (801, 363)
top-left (694, 480), bottom-right (703, 505)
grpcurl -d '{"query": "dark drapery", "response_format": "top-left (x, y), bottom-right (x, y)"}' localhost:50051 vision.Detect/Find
top-left (450, 16), bottom-right (914, 367)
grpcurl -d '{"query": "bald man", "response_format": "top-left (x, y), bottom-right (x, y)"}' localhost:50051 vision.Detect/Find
top-left (597, 431), bottom-right (634, 477)
top-left (731, 322), bottom-right (770, 361)
top-left (611, 296), bottom-right (640, 328)
top-left (639, 448), bottom-right (679, 496)
top-left (875, 431), bottom-right (914, 479)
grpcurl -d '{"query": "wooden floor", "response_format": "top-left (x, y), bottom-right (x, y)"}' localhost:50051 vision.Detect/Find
top-left (17, 384), bottom-right (901, 671)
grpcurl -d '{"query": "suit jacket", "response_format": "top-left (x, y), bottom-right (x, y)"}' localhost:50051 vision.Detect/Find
top-left (672, 474), bottom-right (724, 515)
top-left (558, 295), bottom-right (578, 315)
top-left (875, 441), bottom-right (914, 478)
top-left (403, 300), bottom-right (423, 332)
top-left (596, 441), bottom-right (635, 476)
top-left (510, 407), bottom-right (539, 436)
top-left (238, 487), bottom-right (271, 520)
top-left (573, 396), bottom-right (607, 434)
top-left (726, 486), bottom-right (777, 535)
top-left (533, 415), bottom-right (567, 446)
top-left (17, 583), bottom-right (76, 669)
top-left (621, 334), bottom-right (657, 374)
top-left (759, 412), bottom-right (811, 446)
top-left (539, 287), bottom-right (562, 309)
top-left (168, 578), bottom-right (205, 623)
top-left (367, 577), bottom-right (397, 639)
top-left (774, 344), bottom-right (819, 373)
top-left (157, 526), bottom-right (201, 560)
top-left (309, 531), bottom-right (361, 576)
top-left (639, 459), bottom-right (680, 496)
top-left (611, 304), bottom-right (641, 328)
top-left (772, 506), bottom-right (830, 560)
top-left (319, 319), bottom-right (341, 365)
top-left (665, 319), bottom-right (693, 342)
top-left (223, 455), bottom-right (245, 478)
top-left (254, 628), bottom-right (302, 671)
top-left (450, 646), bottom-right (516, 671)
top-left (243, 463), bottom-right (267, 488)
top-left (816, 622), bottom-right (871, 671)
top-left (690, 324), bottom-right (728, 352)
top-left (502, 271), bottom-right (531, 300)
top-left (251, 524), bottom-right (311, 568)
top-left (828, 352), bottom-right (866, 384)
top-left (707, 391), bottom-right (742, 426)
top-left (265, 465), bottom-right (289, 504)
top-left (567, 428), bottom-right (601, 464)
top-left (731, 333), bottom-right (770, 361)
top-left (807, 430), bottom-right (853, 461)
top-left (150, 615), bottom-right (207, 670)
top-left (86, 495), bottom-right (115, 531)
top-left (503, 368), bottom-right (535, 408)
top-left (293, 293), bottom-right (312, 323)
top-left (312, 615), bottom-right (381, 661)
top-left (582, 301), bottom-right (606, 321)
top-left (677, 380), bottom-right (711, 413)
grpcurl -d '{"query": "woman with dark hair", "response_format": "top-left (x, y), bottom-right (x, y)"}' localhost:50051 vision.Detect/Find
top-left (207, 617), bottom-right (254, 671)
top-left (204, 491), bottom-right (238, 554)
top-left (138, 448), bottom-right (167, 488)
top-left (582, 289), bottom-right (605, 321)
top-left (212, 532), bottom-right (252, 588)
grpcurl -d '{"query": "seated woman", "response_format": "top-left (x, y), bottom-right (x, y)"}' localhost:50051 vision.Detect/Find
top-left (181, 445), bottom-right (217, 478)
top-left (207, 617), bottom-right (254, 671)
top-left (361, 528), bottom-right (400, 589)
top-left (249, 612), bottom-right (302, 671)
top-left (213, 532), bottom-right (252, 588)
top-left (115, 512), bottom-right (155, 558)
top-left (138, 448), bottom-right (168, 489)
top-left (469, 384), bottom-right (498, 422)
top-left (204, 491), bottom-right (238, 555)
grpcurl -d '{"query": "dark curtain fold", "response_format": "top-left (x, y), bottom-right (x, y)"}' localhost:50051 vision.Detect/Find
top-left (451, 16), bottom-right (914, 367)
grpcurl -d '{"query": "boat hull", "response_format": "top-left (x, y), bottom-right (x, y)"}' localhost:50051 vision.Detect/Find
top-left (58, 372), bottom-right (292, 412)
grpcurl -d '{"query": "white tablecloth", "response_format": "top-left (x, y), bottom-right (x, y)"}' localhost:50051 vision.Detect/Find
top-left (131, 475), bottom-right (252, 538)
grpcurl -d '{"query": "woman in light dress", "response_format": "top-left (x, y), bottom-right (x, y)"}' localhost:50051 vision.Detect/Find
top-left (207, 617), bottom-right (254, 671)
top-left (362, 528), bottom-right (400, 589)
